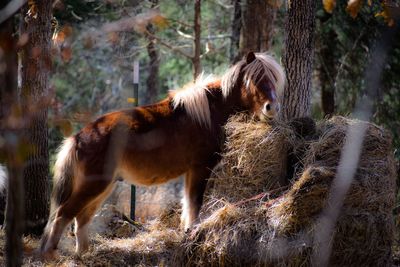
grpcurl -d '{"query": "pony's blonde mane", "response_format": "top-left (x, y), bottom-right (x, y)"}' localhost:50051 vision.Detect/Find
top-left (171, 74), bottom-right (216, 128)
top-left (221, 53), bottom-right (285, 98)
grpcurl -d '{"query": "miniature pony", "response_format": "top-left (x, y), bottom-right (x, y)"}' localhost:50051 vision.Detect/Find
top-left (40, 52), bottom-right (285, 259)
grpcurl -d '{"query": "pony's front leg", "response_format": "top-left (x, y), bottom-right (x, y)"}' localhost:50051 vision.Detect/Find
top-left (181, 166), bottom-right (211, 231)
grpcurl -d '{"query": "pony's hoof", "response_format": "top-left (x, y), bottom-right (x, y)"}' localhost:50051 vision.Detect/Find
top-left (40, 249), bottom-right (59, 262)
top-left (75, 248), bottom-right (89, 258)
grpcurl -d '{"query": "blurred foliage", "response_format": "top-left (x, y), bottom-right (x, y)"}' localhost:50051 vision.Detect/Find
top-left (314, 1), bottom-right (399, 159)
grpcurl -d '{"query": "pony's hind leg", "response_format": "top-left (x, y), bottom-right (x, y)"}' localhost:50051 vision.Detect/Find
top-left (74, 183), bottom-right (115, 255)
top-left (41, 211), bottom-right (72, 260)
top-left (181, 166), bottom-right (211, 230)
top-left (41, 173), bottom-right (114, 259)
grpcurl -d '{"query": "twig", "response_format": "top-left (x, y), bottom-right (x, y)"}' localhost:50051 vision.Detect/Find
top-left (145, 29), bottom-right (193, 59)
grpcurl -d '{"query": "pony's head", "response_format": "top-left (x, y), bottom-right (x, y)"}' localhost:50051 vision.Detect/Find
top-left (221, 52), bottom-right (285, 119)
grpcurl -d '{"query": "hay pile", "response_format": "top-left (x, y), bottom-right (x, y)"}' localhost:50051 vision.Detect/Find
top-left (204, 113), bottom-right (294, 205)
top-left (183, 115), bottom-right (397, 266)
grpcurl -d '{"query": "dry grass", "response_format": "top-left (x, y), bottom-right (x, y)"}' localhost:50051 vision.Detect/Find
top-left (0, 204), bottom-right (183, 266)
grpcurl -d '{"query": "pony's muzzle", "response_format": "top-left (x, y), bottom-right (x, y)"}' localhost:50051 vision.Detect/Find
top-left (262, 101), bottom-right (279, 118)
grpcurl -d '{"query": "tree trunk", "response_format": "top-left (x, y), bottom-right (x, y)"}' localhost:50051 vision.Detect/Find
top-left (0, 4), bottom-right (24, 266)
top-left (20, 0), bottom-right (52, 236)
top-left (281, 0), bottom-right (316, 121)
top-left (192, 0), bottom-right (202, 79)
top-left (238, 0), bottom-right (276, 58)
top-left (317, 28), bottom-right (337, 117)
top-left (5, 162), bottom-right (24, 267)
top-left (145, 0), bottom-right (159, 104)
top-left (230, 0), bottom-right (242, 63)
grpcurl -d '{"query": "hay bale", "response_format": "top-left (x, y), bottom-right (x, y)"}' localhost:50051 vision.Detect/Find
top-left (205, 113), bottom-right (295, 204)
top-left (183, 116), bottom-right (397, 266)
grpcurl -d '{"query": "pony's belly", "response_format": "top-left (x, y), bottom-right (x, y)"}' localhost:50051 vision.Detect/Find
top-left (118, 161), bottom-right (186, 186)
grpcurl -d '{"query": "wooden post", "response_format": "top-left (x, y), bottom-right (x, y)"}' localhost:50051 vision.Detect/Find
top-left (130, 61), bottom-right (139, 220)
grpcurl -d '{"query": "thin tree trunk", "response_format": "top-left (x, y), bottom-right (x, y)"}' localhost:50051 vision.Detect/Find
top-left (5, 162), bottom-right (24, 267)
top-left (318, 29), bottom-right (337, 117)
top-left (239, 0), bottom-right (276, 58)
top-left (20, 0), bottom-right (52, 235)
top-left (192, 0), bottom-right (201, 79)
top-left (145, 0), bottom-right (159, 104)
top-left (0, 4), bottom-right (24, 265)
top-left (281, 0), bottom-right (316, 120)
top-left (230, 0), bottom-right (242, 63)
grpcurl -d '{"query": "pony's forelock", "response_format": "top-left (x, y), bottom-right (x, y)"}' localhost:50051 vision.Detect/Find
top-left (246, 53), bottom-right (285, 96)
top-left (221, 53), bottom-right (285, 98)
top-left (171, 73), bottom-right (216, 128)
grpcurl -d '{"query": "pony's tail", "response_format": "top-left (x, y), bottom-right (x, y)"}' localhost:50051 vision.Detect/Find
top-left (51, 137), bottom-right (77, 213)
top-left (40, 137), bottom-right (77, 251)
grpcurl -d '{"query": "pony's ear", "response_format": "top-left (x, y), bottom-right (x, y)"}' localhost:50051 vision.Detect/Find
top-left (246, 52), bottom-right (256, 64)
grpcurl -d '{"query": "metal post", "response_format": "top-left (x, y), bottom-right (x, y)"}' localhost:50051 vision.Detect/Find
top-left (130, 61), bottom-right (139, 221)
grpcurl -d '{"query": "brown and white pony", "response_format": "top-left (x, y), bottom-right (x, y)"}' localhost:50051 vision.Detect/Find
top-left (39, 52), bottom-right (285, 259)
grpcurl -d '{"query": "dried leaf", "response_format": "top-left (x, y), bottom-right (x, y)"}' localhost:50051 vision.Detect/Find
top-left (53, 119), bottom-right (73, 137)
top-left (323, 0), bottom-right (337, 13)
top-left (83, 36), bottom-right (94, 49)
top-left (107, 32), bottom-right (120, 44)
top-left (53, 25), bottom-right (73, 46)
top-left (61, 46), bottom-right (72, 62)
top-left (347, 0), bottom-right (363, 18)
top-left (151, 14), bottom-right (169, 29)
top-left (26, 0), bottom-right (38, 20)
top-left (375, 8), bottom-right (395, 26)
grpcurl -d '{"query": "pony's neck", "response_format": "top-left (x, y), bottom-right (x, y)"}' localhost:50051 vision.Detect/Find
top-left (205, 79), bottom-right (244, 127)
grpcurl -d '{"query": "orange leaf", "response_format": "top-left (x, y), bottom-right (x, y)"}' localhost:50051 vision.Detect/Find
top-left (107, 32), bottom-right (120, 44)
top-left (54, 119), bottom-right (73, 137)
top-left (61, 46), bottom-right (72, 62)
top-left (83, 36), bottom-right (94, 49)
top-left (151, 14), bottom-right (169, 29)
top-left (53, 25), bottom-right (73, 46)
top-left (375, 6), bottom-right (396, 26)
top-left (346, 0), bottom-right (363, 18)
top-left (323, 0), bottom-right (337, 13)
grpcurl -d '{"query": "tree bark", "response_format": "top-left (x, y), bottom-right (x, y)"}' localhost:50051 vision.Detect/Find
top-left (281, 0), bottom-right (316, 121)
top-left (145, 0), bottom-right (159, 104)
top-left (192, 0), bottom-right (202, 79)
top-left (238, 0), bottom-right (276, 58)
top-left (20, 0), bottom-right (52, 235)
top-left (0, 4), bottom-right (24, 265)
top-left (230, 0), bottom-right (242, 63)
